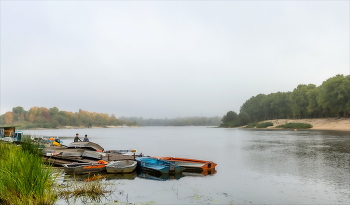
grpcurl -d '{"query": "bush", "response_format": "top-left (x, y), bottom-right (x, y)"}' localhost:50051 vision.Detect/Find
top-left (256, 122), bottom-right (274, 128)
top-left (276, 123), bottom-right (313, 129)
top-left (245, 122), bottom-right (258, 128)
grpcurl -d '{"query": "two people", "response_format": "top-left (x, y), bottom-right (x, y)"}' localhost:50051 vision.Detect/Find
top-left (74, 133), bottom-right (89, 142)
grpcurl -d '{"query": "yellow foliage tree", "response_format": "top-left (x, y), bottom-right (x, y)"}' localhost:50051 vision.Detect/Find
top-left (5, 112), bottom-right (13, 124)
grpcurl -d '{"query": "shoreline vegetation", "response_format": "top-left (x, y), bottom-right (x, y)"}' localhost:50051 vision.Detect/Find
top-left (219, 74), bottom-right (350, 129)
top-left (0, 137), bottom-right (111, 205)
top-left (23, 118), bottom-right (349, 131)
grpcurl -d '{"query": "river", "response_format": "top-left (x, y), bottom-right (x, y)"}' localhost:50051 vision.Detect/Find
top-left (22, 127), bottom-right (350, 204)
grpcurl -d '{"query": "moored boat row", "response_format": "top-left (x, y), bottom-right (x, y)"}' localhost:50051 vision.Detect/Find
top-left (63, 156), bottom-right (216, 175)
top-left (39, 138), bottom-right (217, 176)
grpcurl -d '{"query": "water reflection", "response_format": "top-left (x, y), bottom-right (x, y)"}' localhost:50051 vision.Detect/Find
top-left (61, 168), bottom-right (216, 183)
top-left (137, 170), bottom-right (184, 181)
top-left (105, 172), bottom-right (137, 180)
top-left (182, 168), bottom-right (217, 177)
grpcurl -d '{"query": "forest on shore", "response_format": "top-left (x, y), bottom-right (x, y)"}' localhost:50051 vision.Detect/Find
top-left (220, 74), bottom-right (350, 127)
top-left (0, 107), bottom-right (222, 128)
top-left (0, 108), bottom-right (136, 129)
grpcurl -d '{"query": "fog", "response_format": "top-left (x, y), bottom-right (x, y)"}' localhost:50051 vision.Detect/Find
top-left (1, 1), bottom-right (348, 118)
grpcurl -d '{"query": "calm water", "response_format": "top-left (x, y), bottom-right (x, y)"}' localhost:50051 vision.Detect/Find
top-left (23, 127), bottom-right (350, 204)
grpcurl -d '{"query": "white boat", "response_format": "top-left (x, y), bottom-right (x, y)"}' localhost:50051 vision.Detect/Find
top-left (106, 160), bottom-right (137, 173)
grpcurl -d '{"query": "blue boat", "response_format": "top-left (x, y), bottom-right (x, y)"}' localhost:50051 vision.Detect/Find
top-left (136, 157), bottom-right (185, 174)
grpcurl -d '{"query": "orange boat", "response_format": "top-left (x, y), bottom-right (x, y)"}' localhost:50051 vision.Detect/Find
top-left (152, 157), bottom-right (216, 171)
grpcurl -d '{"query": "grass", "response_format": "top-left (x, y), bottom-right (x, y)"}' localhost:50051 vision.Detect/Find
top-left (256, 122), bottom-right (274, 128)
top-left (245, 122), bottom-right (258, 128)
top-left (276, 123), bottom-right (313, 129)
top-left (58, 175), bottom-right (112, 204)
top-left (0, 136), bottom-right (114, 204)
top-left (0, 138), bottom-right (56, 205)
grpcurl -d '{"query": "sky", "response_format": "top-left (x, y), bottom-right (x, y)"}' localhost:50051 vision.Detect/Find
top-left (1, 1), bottom-right (349, 119)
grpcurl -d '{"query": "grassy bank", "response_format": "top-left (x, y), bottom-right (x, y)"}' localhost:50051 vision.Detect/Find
top-left (0, 138), bottom-right (56, 205)
top-left (0, 137), bottom-right (114, 204)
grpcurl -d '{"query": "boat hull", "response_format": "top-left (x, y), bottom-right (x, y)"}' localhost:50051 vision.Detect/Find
top-left (153, 157), bottom-right (217, 171)
top-left (136, 157), bottom-right (185, 174)
top-left (106, 160), bottom-right (137, 173)
top-left (63, 162), bottom-right (106, 175)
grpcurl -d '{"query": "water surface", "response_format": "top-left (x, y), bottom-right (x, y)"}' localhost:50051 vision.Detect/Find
top-left (23, 127), bottom-right (350, 204)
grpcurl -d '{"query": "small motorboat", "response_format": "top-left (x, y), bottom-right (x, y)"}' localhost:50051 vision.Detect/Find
top-left (136, 157), bottom-right (185, 174)
top-left (152, 157), bottom-right (217, 171)
top-left (63, 162), bottom-right (106, 175)
top-left (105, 160), bottom-right (137, 173)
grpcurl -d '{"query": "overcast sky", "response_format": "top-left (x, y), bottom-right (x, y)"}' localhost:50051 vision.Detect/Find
top-left (1, 1), bottom-right (349, 119)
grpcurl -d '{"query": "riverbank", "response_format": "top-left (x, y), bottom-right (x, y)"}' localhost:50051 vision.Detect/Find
top-left (262, 118), bottom-right (350, 131)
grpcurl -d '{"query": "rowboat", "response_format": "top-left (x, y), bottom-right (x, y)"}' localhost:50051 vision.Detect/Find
top-left (63, 162), bottom-right (106, 175)
top-left (61, 142), bottom-right (106, 159)
top-left (152, 157), bottom-right (217, 171)
top-left (136, 157), bottom-right (185, 174)
top-left (105, 160), bottom-right (137, 173)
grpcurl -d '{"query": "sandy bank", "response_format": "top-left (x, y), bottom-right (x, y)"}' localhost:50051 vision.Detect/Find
top-left (262, 118), bottom-right (350, 131)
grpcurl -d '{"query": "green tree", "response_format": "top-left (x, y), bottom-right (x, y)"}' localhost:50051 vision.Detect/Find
top-left (49, 107), bottom-right (59, 116)
top-left (238, 112), bottom-right (250, 125)
top-left (290, 84), bottom-right (316, 118)
top-left (318, 74), bottom-right (350, 117)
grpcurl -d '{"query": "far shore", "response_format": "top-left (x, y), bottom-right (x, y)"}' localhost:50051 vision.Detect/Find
top-left (260, 118), bottom-right (350, 131)
top-left (20, 118), bottom-right (349, 131)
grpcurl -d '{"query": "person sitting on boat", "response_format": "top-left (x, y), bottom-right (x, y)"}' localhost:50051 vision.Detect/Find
top-left (74, 133), bottom-right (81, 142)
top-left (83, 134), bottom-right (89, 142)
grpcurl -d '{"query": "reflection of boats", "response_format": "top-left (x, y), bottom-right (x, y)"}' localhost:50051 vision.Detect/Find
top-left (182, 168), bottom-right (217, 177)
top-left (153, 157), bottom-right (217, 171)
top-left (63, 173), bottom-right (107, 182)
top-left (105, 171), bottom-right (137, 180)
top-left (137, 170), bottom-right (184, 181)
top-left (106, 160), bottom-right (137, 173)
top-left (136, 157), bottom-right (185, 174)
top-left (63, 162), bottom-right (106, 175)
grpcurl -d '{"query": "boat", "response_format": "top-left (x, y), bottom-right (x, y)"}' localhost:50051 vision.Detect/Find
top-left (61, 142), bottom-right (106, 159)
top-left (105, 160), bottom-right (137, 173)
top-left (66, 141), bottom-right (104, 152)
top-left (152, 157), bottom-right (217, 171)
top-left (135, 157), bottom-right (185, 174)
top-left (62, 162), bottom-right (106, 175)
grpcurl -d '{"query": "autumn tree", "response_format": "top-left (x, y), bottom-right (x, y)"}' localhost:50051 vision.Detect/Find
top-left (4, 112), bottom-right (13, 124)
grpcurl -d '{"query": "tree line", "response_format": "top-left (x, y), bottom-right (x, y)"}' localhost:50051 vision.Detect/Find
top-left (220, 74), bottom-right (350, 127)
top-left (0, 107), bottom-right (136, 129)
top-left (119, 116), bottom-right (222, 126)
